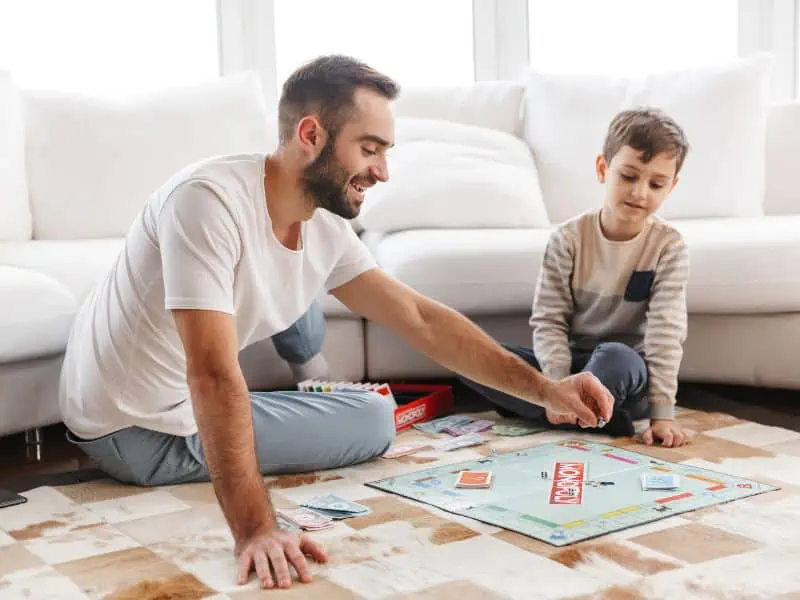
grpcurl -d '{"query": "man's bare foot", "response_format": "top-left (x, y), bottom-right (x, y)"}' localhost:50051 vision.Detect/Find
top-left (545, 409), bottom-right (577, 426)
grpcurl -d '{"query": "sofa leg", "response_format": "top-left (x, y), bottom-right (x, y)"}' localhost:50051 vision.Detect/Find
top-left (24, 428), bottom-right (43, 462)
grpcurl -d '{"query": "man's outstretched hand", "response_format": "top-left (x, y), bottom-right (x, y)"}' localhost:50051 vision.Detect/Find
top-left (542, 372), bottom-right (614, 428)
top-left (235, 529), bottom-right (328, 589)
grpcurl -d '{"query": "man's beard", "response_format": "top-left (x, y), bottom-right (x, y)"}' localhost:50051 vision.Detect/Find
top-left (300, 139), bottom-right (363, 220)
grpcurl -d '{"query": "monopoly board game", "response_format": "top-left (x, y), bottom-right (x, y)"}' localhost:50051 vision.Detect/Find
top-left (366, 439), bottom-right (779, 547)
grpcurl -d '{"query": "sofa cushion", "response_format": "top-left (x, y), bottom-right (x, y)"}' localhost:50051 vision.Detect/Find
top-left (0, 239), bottom-right (125, 302)
top-left (357, 118), bottom-right (549, 233)
top-left (372, 216), bottom-right (800, 316)
top-left (0, 266), bottom-right (77, 362)
top-left (394, 81), bottom-right (524, 136)
top-left (522, 53), bottom-right (773, 223)
top-left (372, 228), bottom-right (547, 315)
top-left (0, 238), bottom-right (357, 319)
top-left (0, 71), bottom-right (31, 241)
top-left (765, 101), bottom-right (800, 216)
top-left (673, 215), bottom-right (800, 313)
top-left (23, 71), bottom-right (274, 240)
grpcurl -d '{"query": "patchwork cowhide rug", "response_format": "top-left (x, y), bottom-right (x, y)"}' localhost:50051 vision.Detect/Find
top-left (1, 407), bottom-right (800, 599)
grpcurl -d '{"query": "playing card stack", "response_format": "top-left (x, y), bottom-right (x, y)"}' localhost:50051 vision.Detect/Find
top-left (277, 508), bottom-right (334, 531)
top-left (300, 494), bottom-right (372, 520)
top-left (412, 414), bottom-right (473, 434)
top-left (383, 441), bottom-right (433, 458)
top-left (641, 473), bottom-right (680, 490)
top-left (443, 419), bottom-right (495, 436)
top-left (493, 421), bottom-right (547, 436)
top-left (435, 432), bottom-right (488, 451)
top-left (297, 379), bottom-right (395, 404)
top-left (455, 470), bottom-right (493, 488)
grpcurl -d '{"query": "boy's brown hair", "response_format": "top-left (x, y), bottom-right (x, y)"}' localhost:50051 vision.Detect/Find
top-left (602, 108), bottom-right (690, 175)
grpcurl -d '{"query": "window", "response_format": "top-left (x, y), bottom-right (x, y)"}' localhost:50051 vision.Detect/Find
top-left (0, 0), bottom-right (219, 95)
top-left (528, 0), bottom-right (739, 76)
top-left (273, 0), bottom-right (474, 90)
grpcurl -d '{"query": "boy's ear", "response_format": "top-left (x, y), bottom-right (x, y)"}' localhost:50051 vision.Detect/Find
top-left (595, 154), bottom-right (607, 183)
top-left (669, 176), bottom-right (679, 193)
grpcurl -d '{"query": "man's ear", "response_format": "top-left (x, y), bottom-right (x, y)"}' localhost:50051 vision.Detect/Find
top-left (595, 154), bottom-right (607, 183)
top-left (296, 116), bottom-right (328, 156)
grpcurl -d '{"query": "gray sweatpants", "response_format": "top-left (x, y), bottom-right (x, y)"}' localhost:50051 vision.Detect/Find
top-left (66, 302), bottom-right (396, 486)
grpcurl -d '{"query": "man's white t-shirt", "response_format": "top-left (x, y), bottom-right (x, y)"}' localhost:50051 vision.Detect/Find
top-left (59, 153), bottom-right (376, 439)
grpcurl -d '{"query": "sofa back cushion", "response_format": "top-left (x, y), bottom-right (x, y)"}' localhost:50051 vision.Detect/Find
top-left (24, 71), bottom-right (274, 239)
top-left (0, 71), bottom-right (32, 241)
top-left (394, 81), bottom-right (524, 137)
top-left (522, 53), bottom-right (773, 223)
top-left (356, 117), bottom-right (549, 233)
top-left (765, 101), bottom-right (800, 215)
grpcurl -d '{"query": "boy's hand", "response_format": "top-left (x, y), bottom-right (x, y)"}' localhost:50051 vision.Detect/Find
top-left (642, 420), bottom-right (690, 448)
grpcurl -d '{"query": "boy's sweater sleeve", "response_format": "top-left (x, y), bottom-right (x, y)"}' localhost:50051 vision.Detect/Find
top-left (645, 234), bottom-right (690, 420)
top-left (530, 228), bottom-right (575, 380)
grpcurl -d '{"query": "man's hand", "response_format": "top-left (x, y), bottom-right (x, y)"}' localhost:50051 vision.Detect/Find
top-left (541, 372), bottom-right (615, 428)
top-left (642, 419), bottom-right (690, 447)
top-left (236, 529), bottom-right (328, 589)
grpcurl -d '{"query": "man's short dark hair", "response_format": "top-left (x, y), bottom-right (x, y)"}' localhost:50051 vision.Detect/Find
top-left (603, 107), bottom-right (690, 175)
top-left (278, 55), bottom-right (400, 145)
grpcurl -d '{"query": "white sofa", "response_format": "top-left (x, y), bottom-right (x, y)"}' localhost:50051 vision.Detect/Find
top-left (2, 55), bottom-right (799, 440)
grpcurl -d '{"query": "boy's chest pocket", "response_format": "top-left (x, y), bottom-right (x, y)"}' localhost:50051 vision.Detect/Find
top-left (624, 270), bottom-right (655, 302)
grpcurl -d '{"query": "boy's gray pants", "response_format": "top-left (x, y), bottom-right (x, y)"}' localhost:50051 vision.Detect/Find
top-left (66, 301), bottom-right (396, 486)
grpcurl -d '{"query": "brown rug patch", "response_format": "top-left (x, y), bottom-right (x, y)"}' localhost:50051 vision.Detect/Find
top-left (675, 410), bottom-right (746, 433)
top-left (266, 472), bottom-right (343, 489)
top-left (551, 542), bottom-right (680, 575)
top-left (631, 522), bottom-right (762, 564)
top-left (387, 579), bottom-right (509, 599)
top-left (347, 496), bottom-right (479, 545)
top-left (57, 546), bottom-right (184, 597)
top-left (492, 530), bottom-right (555, 558)
top-left (567, 584), bottom-right (647, 600)
top-left (104, 573), bottom-right (214, 600)
top-left (673, 434), bottom-right (774, 463)
top-left (0, 543), bottom-right (43, 578)
top-left (56, 478), bottom-right (150, 503)
top-left (8, 519), bottom-right (65, 541)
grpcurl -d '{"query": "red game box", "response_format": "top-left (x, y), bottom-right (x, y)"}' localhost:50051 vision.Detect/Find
top-left (390, 383), bottom-right (455, 432)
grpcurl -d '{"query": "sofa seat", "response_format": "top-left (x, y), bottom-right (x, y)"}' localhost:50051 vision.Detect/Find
top-left (370, 215), bottom-right (800, 316)
top-left (0, 239), bottom-right (357, 318)
top-left (0, 266), bottom-right (76, 362)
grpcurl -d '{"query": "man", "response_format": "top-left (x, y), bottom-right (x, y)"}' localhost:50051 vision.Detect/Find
top-left (59, 55), bottom-right (614, 591)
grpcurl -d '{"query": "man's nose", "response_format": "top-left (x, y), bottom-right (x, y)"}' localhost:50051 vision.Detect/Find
top-left (370, 159), bottom-right (389, 183)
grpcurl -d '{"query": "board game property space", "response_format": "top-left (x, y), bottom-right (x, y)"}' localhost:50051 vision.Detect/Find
top-left (366, 439), bottom-right (779, 547)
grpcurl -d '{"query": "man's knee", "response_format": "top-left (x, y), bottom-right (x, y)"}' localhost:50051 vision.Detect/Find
top-left (271, 302), bottom-right (326, 364)
top-left (353, 391), bottom-right (396, 456)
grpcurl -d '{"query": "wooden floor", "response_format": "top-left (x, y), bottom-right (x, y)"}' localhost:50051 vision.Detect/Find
top-left (1, 381), bottom-right (798, 493)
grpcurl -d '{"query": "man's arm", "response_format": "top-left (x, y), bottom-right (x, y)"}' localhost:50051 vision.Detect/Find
top-left (172, 309), bottom-right (274, 539)
top-left (331, 269), bottom-right (611, 425)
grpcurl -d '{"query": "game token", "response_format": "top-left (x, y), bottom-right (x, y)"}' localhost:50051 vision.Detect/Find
top-left (597, 418), bottom-right (607, 428)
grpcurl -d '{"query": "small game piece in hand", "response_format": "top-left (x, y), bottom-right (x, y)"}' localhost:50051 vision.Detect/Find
top-left (597, 418), bottom-right (607, 428)
top-left (455, 470), bottom-right (493, 488)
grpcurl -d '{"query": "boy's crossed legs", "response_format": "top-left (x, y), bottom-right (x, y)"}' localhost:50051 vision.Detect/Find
top-left (459, 341), bottom-right (648, 437)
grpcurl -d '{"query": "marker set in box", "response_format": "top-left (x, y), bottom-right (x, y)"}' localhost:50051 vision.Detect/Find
top-left (297, 379), bottom-right (395, 404)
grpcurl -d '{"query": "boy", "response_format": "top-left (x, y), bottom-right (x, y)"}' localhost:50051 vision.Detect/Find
top-left (460, 107), bottom-right (691, 448)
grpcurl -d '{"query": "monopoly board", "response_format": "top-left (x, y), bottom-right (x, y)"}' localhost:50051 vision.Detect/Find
top-left (366, 439), bottom-right (779, 547)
